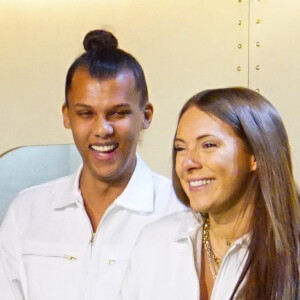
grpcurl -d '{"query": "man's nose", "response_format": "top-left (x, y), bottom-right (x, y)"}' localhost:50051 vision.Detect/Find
top-left (94, 116), bottom-right (114, 138)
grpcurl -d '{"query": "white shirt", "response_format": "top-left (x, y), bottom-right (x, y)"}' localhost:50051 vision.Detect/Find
top-left (119, 210), bottom-right (249, 300)
top-left (0, 156), bottom-right (184, 300)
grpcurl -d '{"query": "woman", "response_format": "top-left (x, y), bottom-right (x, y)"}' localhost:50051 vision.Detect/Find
top-left (119, 87), bottom-right (300, 300)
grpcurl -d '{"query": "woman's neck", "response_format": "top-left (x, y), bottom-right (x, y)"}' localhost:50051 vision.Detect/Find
top-left (208, 202), bottom-right (253, 258)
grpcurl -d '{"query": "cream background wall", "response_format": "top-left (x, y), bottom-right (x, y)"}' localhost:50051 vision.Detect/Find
top-left (248, 0), bottom-right (300, 182)
top-left (0, 0), bottom-right (299, 182)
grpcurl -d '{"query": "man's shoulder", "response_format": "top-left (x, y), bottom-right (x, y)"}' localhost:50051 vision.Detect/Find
top-left (20, 174), bottom-right (73, 195)
top-left (1, 173), bottom-right (77, 228)
top-left (13, 173), bottom-right (75, 207)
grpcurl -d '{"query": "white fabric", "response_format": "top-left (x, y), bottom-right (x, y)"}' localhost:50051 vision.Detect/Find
top-left (0, 155), bottom-right (185, 300)
top-left (119, 210), bottom-right (249, 300)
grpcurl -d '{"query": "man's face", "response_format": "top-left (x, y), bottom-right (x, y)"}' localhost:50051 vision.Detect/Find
top-left (63, 67), bottom-right (153, 186)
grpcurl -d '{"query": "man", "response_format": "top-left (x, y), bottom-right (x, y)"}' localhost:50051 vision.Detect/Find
top-left (0, 30), bottom-right (184, 300)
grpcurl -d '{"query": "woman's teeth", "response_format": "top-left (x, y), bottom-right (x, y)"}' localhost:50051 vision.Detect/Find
top-left (190, 179), bottom-right (214, 187)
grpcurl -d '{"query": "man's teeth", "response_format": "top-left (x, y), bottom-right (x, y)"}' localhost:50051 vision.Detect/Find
top-left (91, 144), bottom-right (116, 152)
top-left (190, 179), bottom-right (214, 187)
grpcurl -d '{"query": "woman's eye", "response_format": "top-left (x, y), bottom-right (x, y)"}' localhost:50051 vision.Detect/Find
top-left (174, 145), bottom-right (185, 152)
top-left (203, 142), bottom-right (217, 149)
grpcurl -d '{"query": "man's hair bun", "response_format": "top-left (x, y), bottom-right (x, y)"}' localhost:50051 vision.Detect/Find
top-left (66, 28), bottom-right (148, 106)
top-left (83, 29), bottom-right (118, 52)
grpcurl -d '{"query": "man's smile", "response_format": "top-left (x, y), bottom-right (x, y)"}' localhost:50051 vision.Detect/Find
top-left (90, 143), bottom-right (118, 153)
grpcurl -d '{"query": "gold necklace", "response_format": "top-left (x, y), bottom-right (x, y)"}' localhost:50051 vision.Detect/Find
top-left (202, 217), bottom-right (222, 279)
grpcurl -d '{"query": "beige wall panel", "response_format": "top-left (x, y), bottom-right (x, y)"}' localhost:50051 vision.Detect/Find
top-left (249, 0), bottom-right (300, 183)
top-left (0, 0), bottom-right (249, 176)
top-left (131, 0), bottom-right (250, 175)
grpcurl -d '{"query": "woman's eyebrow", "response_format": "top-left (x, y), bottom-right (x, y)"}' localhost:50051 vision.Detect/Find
top-left (174, 134), bottom-right (215, 143)
top-left (174, 137), bottom-right (185, 143)
top-left (196, 134), bottom-right (215, 141)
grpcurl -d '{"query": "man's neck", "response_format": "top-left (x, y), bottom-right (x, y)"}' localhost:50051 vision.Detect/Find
top-left (79, 171), bottom-right (132, 231)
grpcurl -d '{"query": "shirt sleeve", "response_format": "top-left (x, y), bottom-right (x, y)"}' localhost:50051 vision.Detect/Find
top-left (0, 203), bottom-right (27, 300)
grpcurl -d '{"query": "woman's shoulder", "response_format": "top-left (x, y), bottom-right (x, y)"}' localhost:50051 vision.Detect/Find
top-left (139, 209), bottom-right (200, 243)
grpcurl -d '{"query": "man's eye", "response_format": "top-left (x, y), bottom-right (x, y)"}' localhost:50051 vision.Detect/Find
top-left (77, 111), bottom-right (94, 117)
top-left (111, 110), bottom-right (131, 117)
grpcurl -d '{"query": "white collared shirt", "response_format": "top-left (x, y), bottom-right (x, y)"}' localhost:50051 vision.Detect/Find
top-left (119, 210), bottom-right (249, 300)
top-left (0, 156), bottom-right (184, 300)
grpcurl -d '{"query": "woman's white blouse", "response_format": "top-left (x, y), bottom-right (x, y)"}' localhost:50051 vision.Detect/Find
top-left (119, 210), bottom-right (249, 300)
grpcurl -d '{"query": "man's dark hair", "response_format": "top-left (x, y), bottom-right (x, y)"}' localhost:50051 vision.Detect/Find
top-left (65, 29), bottom-right (148, 107)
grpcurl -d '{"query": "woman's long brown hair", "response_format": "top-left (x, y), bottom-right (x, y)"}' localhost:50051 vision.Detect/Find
top-left (172, 87), bottom-right (300, 299)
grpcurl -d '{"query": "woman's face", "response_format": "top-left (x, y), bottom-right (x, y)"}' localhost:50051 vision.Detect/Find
top-left (174, 106), bottom-right (256, 216)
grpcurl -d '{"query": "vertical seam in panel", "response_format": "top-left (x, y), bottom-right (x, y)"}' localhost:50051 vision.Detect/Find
top-left (247, 0), bottom-right (251, 88)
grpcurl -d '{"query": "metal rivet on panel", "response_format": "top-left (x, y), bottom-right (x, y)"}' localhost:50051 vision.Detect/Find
top-left (256, 65), bottom-right (261, 70)
top-left (237, 66), bottom-right (242, 72)
top-left (256, 19), bottom-right (261, 24)
top-left (238, 20), bottom-right (242, 26)
top-left (237, 44), bottom-right (242, 49)
top-left (256, 41), bottom-right (261, 47)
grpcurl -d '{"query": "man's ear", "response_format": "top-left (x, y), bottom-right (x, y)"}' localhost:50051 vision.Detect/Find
top-left (62, 103), bottom-right (71, 129)
top-left (250, 155), bottom-right (257, 172)
top-left (142, 102), bottom-right (154, 129)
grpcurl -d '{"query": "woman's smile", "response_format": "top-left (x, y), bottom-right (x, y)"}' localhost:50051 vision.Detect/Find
top-left (174, 106), bottom-right (256, 215)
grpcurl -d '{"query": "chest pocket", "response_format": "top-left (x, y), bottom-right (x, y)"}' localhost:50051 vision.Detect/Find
top-left (90, 243), bottom-right (130, 298)
top-left (22, 240), bottom-right (86, 300)
top-left (22, 240), bottom-right (82, 259)
top-left (101, 242), bottom-right (130, 266)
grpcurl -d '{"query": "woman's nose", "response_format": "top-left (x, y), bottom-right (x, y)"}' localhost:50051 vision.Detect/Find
top-left (182, 151), bottom-right (202, 172)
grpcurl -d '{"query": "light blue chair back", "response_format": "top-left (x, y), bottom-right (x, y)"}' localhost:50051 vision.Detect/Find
top-left (0, 144), bottom-right (81, 223)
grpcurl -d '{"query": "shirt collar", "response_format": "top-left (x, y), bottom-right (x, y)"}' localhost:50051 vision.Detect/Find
top-left (52, 164), bottom-right (83, 209)
top-left (53, 155), bottom-right (154, 213)
top-left (233, 232), bottom-right (251, 247)
top-left (113, 154), bottom-right (154, 213)
top-left (174, 210), bottom-right (250, 248)
top-left (174, 210), bottom-right (204, 242)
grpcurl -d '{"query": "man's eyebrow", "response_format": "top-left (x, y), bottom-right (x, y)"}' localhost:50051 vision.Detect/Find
top-left (111, 104), bottom-right (132, 109)
top-left (74, 103), bottom-right (92, 109)
top-left (73, 103), bottom-right (132, 109)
